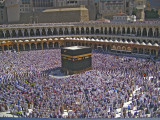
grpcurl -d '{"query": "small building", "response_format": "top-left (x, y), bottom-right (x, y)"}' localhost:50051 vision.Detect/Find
top-left (113, 11), bottom-right (136, 22)
top-left (61, 46), bottom-right (92, 75)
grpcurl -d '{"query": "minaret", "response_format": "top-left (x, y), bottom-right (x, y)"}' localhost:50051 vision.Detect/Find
top-left (135, 0), bottom-right (146, 21)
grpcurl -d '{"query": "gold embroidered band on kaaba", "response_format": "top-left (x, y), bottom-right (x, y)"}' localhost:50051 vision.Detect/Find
top-left (61, 53), bottom-right (92, 61)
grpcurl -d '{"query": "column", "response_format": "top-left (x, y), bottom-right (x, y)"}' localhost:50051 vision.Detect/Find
top-left (3, 30), bottom-right (6, 38)
top-left (9, 30), bottom-right (12, 38)
top-left (2, 45), bottom-right (4, 52)
top-left (17, 44), bottom-right (19, 52)
top-left (120, 28), bottom-right (122, 35)
top-left (15, 29), bottom-right (18, 37)
top-left (35, 43), bottom-right (37, 50)
top-left (41, 42), bottom-right (43, 50)
top-left (147, 28), bottom-right (149, 37)
top-left (39, 29), bottom-right (42, 36)
top-left (68, 28), bottom-right (71, 35)
top-left (47, 43), bottom-right (49, 49)
top-left (27, 29), bottom-right (30, 37)
top-left (23, 44), bottom-right (25, 51)
top-left (29, 43), bottom-right (31, 50)
top-left (156, 50), bottom-right (158, 57)
top-left (53, 42), bottom-right (54, 48)
top-left (21, 29), bottom-right (24, 37)
top-left (152, 28), bottom-right (155, 37)
top-left (141, 28), bottom-right (143, 37)
top-left (135, 28), bottom-right (138, 36)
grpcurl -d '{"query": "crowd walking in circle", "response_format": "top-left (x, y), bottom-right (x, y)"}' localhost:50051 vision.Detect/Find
top-left (0, 49), bottom-right (160, 118)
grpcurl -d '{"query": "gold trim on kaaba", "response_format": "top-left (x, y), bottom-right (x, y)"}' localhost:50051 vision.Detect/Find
top-left (61, 53), bottom-right (92, 58)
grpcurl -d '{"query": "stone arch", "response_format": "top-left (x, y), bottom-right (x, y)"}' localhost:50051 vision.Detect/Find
top-left (36, 29), bottom-right (40, 36)
top-left (78, 42), bottom-right (81, 46)
top-left (0, 30), bottom-right (4, 38)
top-left (4, 45), bottom-right (8, 51)
top-left (154, 28), bottom-right (159, 37)
top-left (76, 28), bottom-right (79, 34)
top-left (89, 43), bottom-right (92, 47)
top-left (86, 27), bottom-right (89, 34)
top-left (64, 28), bottom-right (69, 35)
top-left (117, 46), bottom-right (121, 50)
top-left (139, 48), bottom-right (143, 54)
top-left (54, 42), bottom-right (59, 48)
top-left (65, 42), bottom-right (70, 47)
top-left (144, 48), bottom-right (149, 55)
top-left (122, 46), bottom-right (126, 51)
top-left (132, 47), bottom-right (137, 53)
top-left (59, 28), bottom-right (63, 35)
top-left (91, 27), bottom-right (94, 34)
top-left (154, 41), bottom-right (158, 44)
top-left (117, 27), bottom-right (121, 35)
top-left (95, 29), bottom-right (99, 34)
top-left (71, 42), bottom-right (74, 46)
top-left (30, 29), bottom-right (35, 36)
top-left (82, 43), bottom-right (85, 46)
top-left (25, 43), bottom-right (30, 51)
top-left (122, 39), bottom-right (125, 42)
top-left (42, 28), bottom-right (46, 36)
top-left (5, 30), bottom-right (10, 37)
top-left (74, 42), bottom-right (78, 46)
top-left (127, 39), bottom-right (130, 42)
top-left (148, 40), bottom-right (152, 44)
top-left (137, 39), bottom-right (141, 43)
top-left (112, 45), bottom-right (116, 49)
top-left (143, 40), bottom-right (147, 44)
top-left (53, 28), bottom-right (58, 35)
top-left (49, 42), bottom-right (53, 49)
top-left (13, 44), bottom-right (17, 51)
top-left (8, 45), bottom-right (13, 50)
top-left (122, 27), bottom-right (125, 34)
top-left (12, 30), bottom-right (17, 37)
top-left (71, 27), bottom-right (75, 34)
top-left (127, 47), bottom-right (131, 51)
top-left (148, 28), bottom-right (153, 37)
top-left (132, 28), bottom-right (136, 34)
top-left (127, 27), bottom-right (130, 34)
top-left (18, 29), bottom-right (23, 37)
top-left (81, 27), bottom-right (84, 34)
top-left (137, 28), bottom-right (141, 36)
top-left (94, 44), bottom-right (97, 49)
top-left (37, 43), bottom-right (42, 50)
top-left (151, 49), bottom-right (156, 56)
top-left (43, 42), bottom-right (47, 49)
top-left (19, 44), bottom-right (23, 51)
top-left (31, 43), bottom-right (36, 50)
top-left (47, 28), bottom-right (52, 35)
top-left (142, 28), bottom-right (147, 36)
top-left (106, 45), bottom-right (111, 51)
top-left (24, 29), bottom-right (29, 37)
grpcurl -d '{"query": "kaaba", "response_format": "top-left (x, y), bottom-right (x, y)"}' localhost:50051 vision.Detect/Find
top-left (61, 46), bottom-right (92, 75)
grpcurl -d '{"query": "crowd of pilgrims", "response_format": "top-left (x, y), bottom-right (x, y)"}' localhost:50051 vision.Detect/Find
top-left (0, 49), bottom-right (160, 118)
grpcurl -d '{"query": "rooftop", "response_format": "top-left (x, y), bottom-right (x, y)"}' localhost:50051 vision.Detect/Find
top-left (62, 46), bottom-right (90, 50)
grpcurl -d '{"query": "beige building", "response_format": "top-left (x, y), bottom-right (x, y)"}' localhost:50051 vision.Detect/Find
top-left (20, 5), bottom-right (89, 24)
top-left (98, 0), bottom-right (146, 21)
top-left (0, 0), bottom-right (7, 24)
